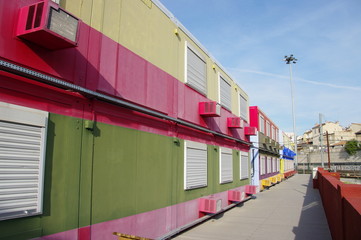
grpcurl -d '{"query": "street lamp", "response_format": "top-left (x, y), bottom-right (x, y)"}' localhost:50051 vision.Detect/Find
top-left (284, 54), bottom-right (298, 169)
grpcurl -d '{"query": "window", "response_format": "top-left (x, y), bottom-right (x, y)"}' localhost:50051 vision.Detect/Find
top-left (219, 75), bottom-right (231, 110)
top-left (239, 94), bottom-right (248, 121)
top-left (267, 156), bottom-right (271, 173)
top-left (272, 157), bottom-right (276, 172)
top-left (271, 126), bottom-right (275, 140)
top-left (260, 155), bottom-right (266, 175)
top-left (259, 115), bottom-right (265, 133)
top-left (219, 147), bottom-right (233, 183)
top-left (0, 102), bottom-right (48, 221)
top-left (240, 151), bottom-right (249, 179)
top-left (266, 121), bottom-right (270, 137)
top-left (184, 140), bottom-right (207, 190)
top-left (277, 158), bottom-right (280, 172)
top-left (185, 42), bottom-right (207, 95)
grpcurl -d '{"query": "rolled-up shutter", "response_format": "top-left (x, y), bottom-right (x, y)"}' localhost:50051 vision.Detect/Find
top-left (267, 156), bottom-right (271, 173)
top-left (219, 76), bottom-right (231, 110)
top-left (185, 141), bottom-right (207, 189)
top-left (186, 43), bottom-right (207, 94)
top-left (240, 151), bottom-right (249, 179)
top-left (0, 103), bottom-right (47, 221)
top-left (239, 94), bottom-right (248, 121)
top-left (220, 148), bottom-right (233, 183)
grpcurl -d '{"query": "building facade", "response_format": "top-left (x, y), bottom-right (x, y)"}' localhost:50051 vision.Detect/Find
top-left (249, 106), bottom-right (283, 191)
top-left (0, 1), bottom-right (257, 239)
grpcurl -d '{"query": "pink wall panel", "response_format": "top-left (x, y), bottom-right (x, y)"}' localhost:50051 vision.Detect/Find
top-left (97, 35), bottom-right (118, 95)
top-left (85, 28), bottom-right (102, 91)
top-left (0, 0), bottom-right (251, 144)
top-left (116, 46), bottom-right (147, 104)
top-left (145, 63), bottom-right (174, 114)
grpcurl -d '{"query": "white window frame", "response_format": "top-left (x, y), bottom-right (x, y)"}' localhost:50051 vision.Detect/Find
top-left (218, 74), bottom-right (231, 110)
top-left (239, 94), bottom-right (248, 122)
top-left (184, 41), bottom-right (207, 95)
top-left (219, 147), bottom-right (233, 184)
top-left (184, 140), bottom-right (208, 190)
top-left (259, 115), bottom-right (265, 133)
top-left (240, 151), bottom-right (249, 180)
top-left (0, 102), bottom-right (48, 221)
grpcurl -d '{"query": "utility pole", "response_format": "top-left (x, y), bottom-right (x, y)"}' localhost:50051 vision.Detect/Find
top-left (326, 131), bottom-right (331, 169)
top-left (319, 113), bottom-right (324, 167)
top-left (284, 54), bottom-right (298, 169)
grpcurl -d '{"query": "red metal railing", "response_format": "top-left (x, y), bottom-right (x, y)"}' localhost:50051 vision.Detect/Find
top-left (314, 168), bottom-right (361, 240)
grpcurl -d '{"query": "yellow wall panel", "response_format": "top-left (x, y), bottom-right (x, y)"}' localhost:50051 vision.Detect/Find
top-left (62, 0), bottom-right (92, 25)
top-left (90, 0), bottom-right (105, 31)
top-left (61, 0), bottom-right (248, 116)
top-left (102, 0), bottom-right (122, 41)
top-left (118, 0), bottom-right (178, 79)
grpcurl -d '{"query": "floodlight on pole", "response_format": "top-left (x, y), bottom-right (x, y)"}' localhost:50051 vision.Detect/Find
top-left (284, 54), bottom-right (298, 169)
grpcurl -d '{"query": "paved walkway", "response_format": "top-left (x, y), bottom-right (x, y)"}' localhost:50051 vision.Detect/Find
top-left (173, 174), bottom-right (332, 240)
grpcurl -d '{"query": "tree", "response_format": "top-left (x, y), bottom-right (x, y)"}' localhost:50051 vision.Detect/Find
top-left (344, 139), bottom-right (360, 156)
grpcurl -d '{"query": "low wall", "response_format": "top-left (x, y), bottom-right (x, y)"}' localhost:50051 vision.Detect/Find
top-left (314, 168), bottom-right (361, 240)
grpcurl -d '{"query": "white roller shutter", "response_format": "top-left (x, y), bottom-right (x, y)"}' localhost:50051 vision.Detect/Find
top-left (260, 155), bottom-right (266, 175)
top-left (220, 148), bottom-right (233, 184)
top-left (184, 141), bottom-right (207, 190)
top-left (186, 43), bottom-right (207, 94)
top-left (267, 156), bottom-right (271, 173)
top-left (0, 103), bottom-right (48, 221)
top-left (219, 76), bottom-right (231, 110)
top-left (240, 151), bottom-right (249, 179)
top-left (239, 94), bottom-right (248, 121)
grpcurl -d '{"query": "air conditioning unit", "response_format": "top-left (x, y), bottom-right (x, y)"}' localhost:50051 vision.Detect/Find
top-left (244, 126), bottom-right (256, 135)
top-left (245, 185), bottom-right (257, 195)
top-left (227, 117), bottom-right (242, 128)
top-left (199, 198), bottom-right (222, 214)
top-left (16, 0), bottom-right (79, 50)
top-left (199, 101), bottom-right (221, 117)
top-left (228, 190), bottom-right (246, 202)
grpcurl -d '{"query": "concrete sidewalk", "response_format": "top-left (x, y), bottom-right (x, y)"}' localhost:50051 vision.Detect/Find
top-left (173, 174), bottom-right (331, 240)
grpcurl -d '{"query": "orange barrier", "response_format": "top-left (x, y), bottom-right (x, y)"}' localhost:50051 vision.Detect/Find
top-left (314, 168), bottom-right (361, 240)
top-left (283, 170), bottom-right (297, 178)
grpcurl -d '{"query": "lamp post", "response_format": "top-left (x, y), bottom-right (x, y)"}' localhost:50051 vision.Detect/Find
top-left (284, 54), bottom-right (298, 169)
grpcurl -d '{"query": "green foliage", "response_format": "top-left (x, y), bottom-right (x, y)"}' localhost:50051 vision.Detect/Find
top-left (344, 139), bottom-right (360, 156)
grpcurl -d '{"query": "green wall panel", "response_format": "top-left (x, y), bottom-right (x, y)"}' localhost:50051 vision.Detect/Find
top-left (0, 114), bottom-right (83, 239)
top-left (41, 114), bottom-right (83, 235)
top-left (0, 112), bottom-right (251, 238)
top-left (91, 124), bottom-right (138, 223)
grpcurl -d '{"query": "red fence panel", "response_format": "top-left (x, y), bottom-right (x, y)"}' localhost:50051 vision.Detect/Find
top-left (314, 168), bottom-right (361, 240)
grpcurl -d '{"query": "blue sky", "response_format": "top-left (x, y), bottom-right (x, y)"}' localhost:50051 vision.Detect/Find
top-left (158, 0), bottom-right (361, 136)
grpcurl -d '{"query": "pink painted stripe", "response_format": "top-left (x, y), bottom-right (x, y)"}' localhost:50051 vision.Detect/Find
top-left (32, 186), bottom-right (251, 240)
